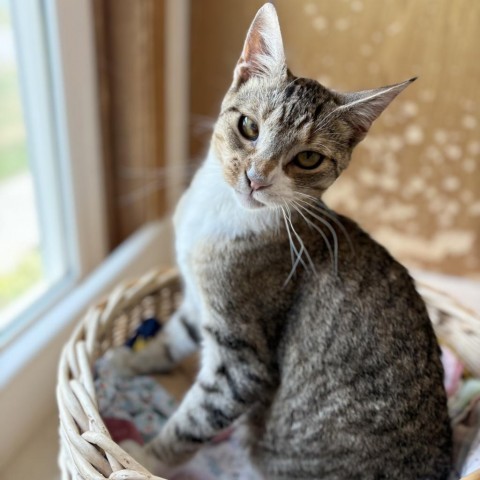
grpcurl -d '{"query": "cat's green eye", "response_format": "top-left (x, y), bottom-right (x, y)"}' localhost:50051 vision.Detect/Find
top-left (238, 115), bottom-right (259, 141)
top-left (293, 151), bottom-right (325, 170)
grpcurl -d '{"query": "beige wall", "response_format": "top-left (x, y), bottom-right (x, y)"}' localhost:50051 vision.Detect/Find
top-left (190, 0), bottom-right (480, 278)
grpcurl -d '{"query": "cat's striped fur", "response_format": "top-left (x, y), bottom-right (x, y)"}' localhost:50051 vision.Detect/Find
top-left (110, 4), bottom-right (452, 479)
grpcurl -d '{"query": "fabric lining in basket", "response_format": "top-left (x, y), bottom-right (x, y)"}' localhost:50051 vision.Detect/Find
top-left (57, 268), bottom-right (480, 480)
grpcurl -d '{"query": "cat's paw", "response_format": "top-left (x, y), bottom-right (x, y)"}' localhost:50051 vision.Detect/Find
top-left (119, 440), bottom-right (171, 476)
top-left (104, 346), bottom-right (137, 376)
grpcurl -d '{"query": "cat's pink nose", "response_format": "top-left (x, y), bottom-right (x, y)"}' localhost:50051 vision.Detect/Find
top-left (250, 180), bottom-right (271, 191)
top-left (246, 170), bottom-right (271, 191)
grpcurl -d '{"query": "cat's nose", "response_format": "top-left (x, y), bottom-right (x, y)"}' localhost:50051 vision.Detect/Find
top-left (246, 169), bottom-right (271, 191)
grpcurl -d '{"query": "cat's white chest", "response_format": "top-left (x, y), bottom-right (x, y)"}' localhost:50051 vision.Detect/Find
top-left (173, 162), bottom-right (236, 264)
top-left (172, 154), bottom-right (243, 312)
top-left (172, 152), bottom-right (280, 312)
top-left (173, 152), bottom-right (277, 266)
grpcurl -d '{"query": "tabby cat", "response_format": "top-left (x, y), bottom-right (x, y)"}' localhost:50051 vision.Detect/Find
top-left (110, 4), bottom-right (452, 479)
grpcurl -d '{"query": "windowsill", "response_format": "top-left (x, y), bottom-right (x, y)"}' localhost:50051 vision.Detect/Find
top-left (0, 273), bottom-right (76, 352)
top-left (3, 413), bottom-right (60, 480)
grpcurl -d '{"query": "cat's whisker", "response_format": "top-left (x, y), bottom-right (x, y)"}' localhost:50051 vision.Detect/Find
top-left (285, 242), bottom-right (305, 286)
top-left (283, 204), bottom-right (307, 273)
top-left (295, 193), bottom-right (354, 253)
top-left (311, 136), bottom-right (348, 151)
top-left (118, 160), bottom-right (204, 205)
top-left (275, 76), bottom-right (301, 104)
top-left (284, 203), bottom-right (316, 279)
top-left (287, 205), bottom-right (315, 271)
top-left (118, 162), bottom-right (199, 180)
top-left (281, 205), bottom-right (305, 286)
top-left (190, 114), bottom-right (216, 136)
top-left (119, 177), bottom-right (185, 206)
top-left (294, 200), bottom-right (339, 274)
top-left (296, 194), bottom-right (354, 248)
top-left (312, 108), bottom-right (343, 135)
top-left (280, 206), bottom-right (296, 269)
top-left (293, 200), bottom-right (339, 275)
top-left (290, 201), bottom-right (335, 275)
top-left (273, 206), bottom-right (284, 236)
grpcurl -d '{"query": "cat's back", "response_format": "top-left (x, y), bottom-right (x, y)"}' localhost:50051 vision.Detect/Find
top-left (251, 216), bottom-right (452, 479)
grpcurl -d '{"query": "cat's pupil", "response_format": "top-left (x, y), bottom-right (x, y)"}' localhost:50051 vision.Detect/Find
top-left (239, 115), bottom-right (259, 140)
top-left (293, 151), bottom-right (324, 170)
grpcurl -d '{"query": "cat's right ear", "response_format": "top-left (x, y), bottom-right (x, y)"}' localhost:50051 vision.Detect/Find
top-left (337, 78), bottom-right (417, 145)
top-left (233, 3), bottom-right (286, 86)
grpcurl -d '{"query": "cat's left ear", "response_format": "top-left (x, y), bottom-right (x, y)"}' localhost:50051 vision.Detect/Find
top-left (338, 77), bottom-right (417, 144)
top-left (234, 3), bottom-right (286, 85)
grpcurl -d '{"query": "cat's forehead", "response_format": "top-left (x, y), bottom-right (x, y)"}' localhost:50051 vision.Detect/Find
top-left (220, 75), bottom-right (354, 158)
top-left (230, 76), bottom-right (340, 129)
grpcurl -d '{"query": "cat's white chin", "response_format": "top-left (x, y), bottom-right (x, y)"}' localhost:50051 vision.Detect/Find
top-left (234, 190), bottom-right (265, 210)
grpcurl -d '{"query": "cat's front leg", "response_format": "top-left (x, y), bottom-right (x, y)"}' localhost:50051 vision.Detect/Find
top-left (106, 298), bottom-right (201, 375)
top-left (137, 330), bottom-right (272, 467)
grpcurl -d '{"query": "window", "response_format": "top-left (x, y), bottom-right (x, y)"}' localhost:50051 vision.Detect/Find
top-left (0, 0), bottom-right (42, 328)
top-left (0, 0), bottom-right (107, 347)
top-left (0, 0), bottom-right (72, 343)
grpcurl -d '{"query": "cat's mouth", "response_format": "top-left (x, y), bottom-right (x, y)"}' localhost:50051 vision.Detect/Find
top-left (234, 189), bottom-right (266, 210)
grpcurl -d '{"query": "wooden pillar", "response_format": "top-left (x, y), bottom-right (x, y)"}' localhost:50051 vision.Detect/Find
top-left (93, 0), bottom-right (166, 249)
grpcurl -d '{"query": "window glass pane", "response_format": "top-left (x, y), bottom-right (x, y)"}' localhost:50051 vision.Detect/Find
top-left (0, 0), bottom-right (43, 329)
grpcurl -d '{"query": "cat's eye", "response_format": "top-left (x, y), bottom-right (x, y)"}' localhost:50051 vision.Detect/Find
top-left (293, 151), bottom-right (325, 170)
top-left (238, 115), bottom-right (259, 140)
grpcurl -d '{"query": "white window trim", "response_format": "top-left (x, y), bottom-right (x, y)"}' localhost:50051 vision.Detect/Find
top-left (11, 0), bottom-right (70, 285)
top-left (36, 0), bottom-right (110, 271)
top-left (44, 0), bottom-right (109, 276)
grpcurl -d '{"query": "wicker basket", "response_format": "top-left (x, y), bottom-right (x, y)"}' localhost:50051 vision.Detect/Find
top-left (57, 268), bottom-right (480, 480)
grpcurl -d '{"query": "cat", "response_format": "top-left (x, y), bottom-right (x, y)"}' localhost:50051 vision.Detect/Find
top-left (109, 4), bottom-right (452, 479)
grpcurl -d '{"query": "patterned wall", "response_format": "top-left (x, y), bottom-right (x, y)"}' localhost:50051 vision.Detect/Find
top-left (190, 0), bottom-right (480, 278)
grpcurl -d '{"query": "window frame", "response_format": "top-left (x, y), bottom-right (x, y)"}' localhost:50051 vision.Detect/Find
top-left (0, 0), bottom-right (108, 348)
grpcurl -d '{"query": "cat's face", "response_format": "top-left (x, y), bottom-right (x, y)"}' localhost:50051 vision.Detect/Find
top-left (213, 73), bottom-right (353, 210)
top-left (212, 3), bottom-right (414, 211)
